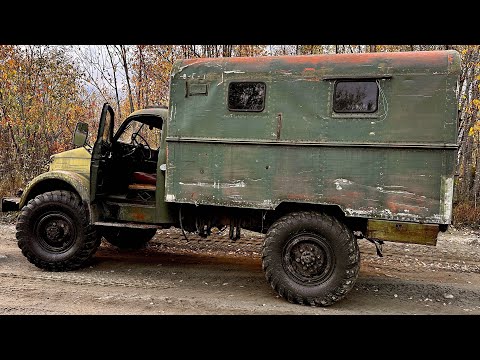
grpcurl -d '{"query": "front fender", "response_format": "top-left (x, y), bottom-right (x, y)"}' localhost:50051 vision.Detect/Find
top-left (20, 170), bottom-right (91, 210)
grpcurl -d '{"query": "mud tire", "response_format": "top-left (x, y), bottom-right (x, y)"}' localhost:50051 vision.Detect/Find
top-left (16, 190), bottom-right (101, 271)
top-left (262, 211), bottom-right (360, 306)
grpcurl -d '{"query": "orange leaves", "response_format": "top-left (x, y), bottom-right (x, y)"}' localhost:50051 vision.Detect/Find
top-left (0, 45), bottom-right (100, 188)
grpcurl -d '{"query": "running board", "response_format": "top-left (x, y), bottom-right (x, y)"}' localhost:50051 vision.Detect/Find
top-left (94, 221), bottom-right (160, 229)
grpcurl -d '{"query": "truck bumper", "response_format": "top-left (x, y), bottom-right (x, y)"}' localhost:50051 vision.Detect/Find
top-left (1, 197), bottom-right (20, 212)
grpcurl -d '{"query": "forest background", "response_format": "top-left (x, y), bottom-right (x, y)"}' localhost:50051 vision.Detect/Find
top-left (0, 45), bottom-right (478, 226)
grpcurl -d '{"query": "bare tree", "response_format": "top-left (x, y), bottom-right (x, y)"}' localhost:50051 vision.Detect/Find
top-left (105, 45), bottom-right (122, 119)
top-left (114, 45), bottom-right (134, 114)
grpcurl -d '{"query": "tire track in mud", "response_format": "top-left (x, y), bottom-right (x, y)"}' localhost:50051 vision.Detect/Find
top-left (0, 271), bottom-right (177, 290)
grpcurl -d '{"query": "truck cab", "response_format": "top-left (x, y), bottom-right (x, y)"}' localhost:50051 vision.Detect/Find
top-left (87, 104), bottom-right (173, 226)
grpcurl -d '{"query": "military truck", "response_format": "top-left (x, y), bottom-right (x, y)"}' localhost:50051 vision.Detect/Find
top-left (1, 50), bottom-right (461, 307)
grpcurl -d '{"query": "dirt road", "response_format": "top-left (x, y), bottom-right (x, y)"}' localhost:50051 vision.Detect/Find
top-left (1, 213), bottom-right (480, 315)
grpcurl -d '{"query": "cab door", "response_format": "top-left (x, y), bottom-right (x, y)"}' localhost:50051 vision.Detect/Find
top-left (90, 103), bottom-right (115, 203)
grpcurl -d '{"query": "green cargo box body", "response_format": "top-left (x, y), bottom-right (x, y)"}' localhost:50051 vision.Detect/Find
top-left (165, 50), bottom-right (460, 225)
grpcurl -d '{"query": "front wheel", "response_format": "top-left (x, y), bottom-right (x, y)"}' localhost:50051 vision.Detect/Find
top-left (16, 190), bottom-right (101, 271)
top-left (262, 211), bottom-right (360, 307)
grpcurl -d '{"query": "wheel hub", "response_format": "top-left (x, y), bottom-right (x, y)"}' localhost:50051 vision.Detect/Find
top-left (36, 212), bottom-right (75, 251)
top-left (45, 222), bottom-right (62, 241)
top-left (284, 233), bottom-right (334, 285)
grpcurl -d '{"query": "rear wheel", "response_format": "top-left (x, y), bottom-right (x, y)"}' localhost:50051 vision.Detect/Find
top-left (262, 211), bottom-right (359, 306)
top-left (102, 228), bottom-right (157, 249)
top-left (16, 190), bottom-right (101, 271)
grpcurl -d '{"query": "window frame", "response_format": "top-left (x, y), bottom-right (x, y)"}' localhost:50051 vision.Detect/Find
top-left (332, 79), bottom-right (379, 114)
top-left (227, 81), bottom-right (267, 112)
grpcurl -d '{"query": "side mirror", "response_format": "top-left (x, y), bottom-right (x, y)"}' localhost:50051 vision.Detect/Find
top-left (73, 122), bottom-right (89, 148)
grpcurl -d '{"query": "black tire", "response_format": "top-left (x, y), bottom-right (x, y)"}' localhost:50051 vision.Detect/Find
top-left (102, 227), bottom-right (157, 249)
top-left (262, 211), bottom-right (360, 307)
top-left (16, 190), bottom-right (101, 271)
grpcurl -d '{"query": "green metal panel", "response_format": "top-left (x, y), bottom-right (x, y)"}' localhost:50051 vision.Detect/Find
top-left (165, 50), bottom-right (460, 225)
top-left (155, 120), bottom-right (175, 224)
top-left (165, 141), bottom-right (453, 223)
top-left (168, 51), bottom-right (459, 144)
top-left (90, 104), bottom-right (114, 203)
top-left (104, 202), bottom-right (157, 223)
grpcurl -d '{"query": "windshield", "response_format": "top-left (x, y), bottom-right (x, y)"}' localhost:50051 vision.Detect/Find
top-left (117, 120), bottom-right (162, 148)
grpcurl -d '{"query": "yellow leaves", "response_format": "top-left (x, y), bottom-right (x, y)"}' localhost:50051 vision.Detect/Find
top-left (474, 99), bottom-right (480, 109)
top-left (469, 121), bottom-right (480, 136)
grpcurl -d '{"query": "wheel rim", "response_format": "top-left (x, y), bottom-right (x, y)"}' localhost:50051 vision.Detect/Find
top-left (282, 233), bottom-right (335, 286)
top-left (35, 211), bottom-right (77, 253)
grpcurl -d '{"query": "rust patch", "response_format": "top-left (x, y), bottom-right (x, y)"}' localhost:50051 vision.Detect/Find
top-left (181, 56), bottom-right (274, 66)
top-left (132, 212), bottom-right (146, 221)
top-left (386, 200), bottom-right (427, 214)
top-left (190, 192), bottom-right (199, 201)
top-left (180, 51), bottom-right (450, 71)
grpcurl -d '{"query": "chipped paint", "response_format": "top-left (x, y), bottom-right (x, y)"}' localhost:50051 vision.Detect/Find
top-left (440, 176), bottom-right (454, 223)
top-left (166, 194), bottom-right (176, 202)
top-left (217, 72), bottom-right (224, 86)
top-left (337, 179), bottom-right (418, 197)
top-left (334, 179), bottom-right (353, 187)
top-left (224, 70), bottom-right (245, 74)
top-left (179, 180), bottom-right (246, 189)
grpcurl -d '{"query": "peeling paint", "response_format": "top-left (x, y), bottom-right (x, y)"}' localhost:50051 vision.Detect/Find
top-left (171, 104), bottom-right (177, 121)
top-left (166, 194), bottom-right (176, 202)
top-left (217, 72), bottom-right (224, 86)
top-left (334, 179), bottom-right (353, 191)
top-left (336, 180), bottom-right (418, 197)
top-left (224, 70), bottom-right (245, 74)
top-left (228, 195), bottom-right (243, 200)
top-left (179, 180), bottom-right (246, 189)
top-left (440, 176), bottom-right (454, 222)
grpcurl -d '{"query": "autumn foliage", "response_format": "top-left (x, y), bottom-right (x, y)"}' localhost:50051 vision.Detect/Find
top-left (0, 46), bottom-right (99, 196)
